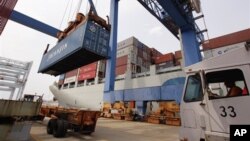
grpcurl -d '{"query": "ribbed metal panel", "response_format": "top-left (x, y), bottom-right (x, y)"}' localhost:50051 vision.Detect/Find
top-left (38, 20), bottom-right (110, 76)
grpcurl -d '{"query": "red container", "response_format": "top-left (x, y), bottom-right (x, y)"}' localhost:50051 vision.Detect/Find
top-left (116, 55), bottom-right (128, 67)
top-left (202, 28), bottom-right (250, 50)
top-left (175, 50), bottom-right (182, 59)
top-left (65, 69), bottom-right (78, 78)
top-left (150, 48), bottom-right (163, 57)
top-left (116, 65), bottom-right (127, 75)
top-left (154, 53), bottom-right (174, 64)
top-left (79, 62), bottom-right (98, 74)
top-left (78, 71), bottom-right (96, 81)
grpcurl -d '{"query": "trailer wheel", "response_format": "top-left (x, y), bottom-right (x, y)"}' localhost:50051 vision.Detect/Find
top-left (53, 120), bottom-right (67, 138)
top-left (47, 119), bottom-right (56, 134)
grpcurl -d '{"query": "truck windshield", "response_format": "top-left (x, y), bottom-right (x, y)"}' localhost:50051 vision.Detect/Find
top-left (184, 73), bottom-right (203, 102)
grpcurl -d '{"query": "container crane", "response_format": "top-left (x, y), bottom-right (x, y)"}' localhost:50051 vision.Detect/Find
top-left (1, 0), bottom-right (205, 118)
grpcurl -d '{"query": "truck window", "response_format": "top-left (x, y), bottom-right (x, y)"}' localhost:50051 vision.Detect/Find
top-left (206, 69), bottom-right (249, 99)
top-left (184, 74), bottom-right (203, 102)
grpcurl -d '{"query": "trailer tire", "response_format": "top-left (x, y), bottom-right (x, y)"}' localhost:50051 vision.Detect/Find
top-left (53, 120), bottom-right (67, 138)
top-left (47, 119), bottom-right (56, 134)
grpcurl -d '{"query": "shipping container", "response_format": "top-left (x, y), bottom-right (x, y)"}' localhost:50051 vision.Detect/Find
top-left (150, 48), bottom-right (163, 57)
top-left (175, 59), bottom-right (181, 66)
top-left (116, 65), bottom-right (127, 75)
top-left (202, 28), bottom-right (250, 50)
top-left (130, 52), bottom-right (137, 64)
top-left (65, 69), bottom-right (78, 78)
top-left (156, 61), bottom-right (175, 70)
top-left (116, 55), bottom-right (128, 67)
top-left (138, 48), bottom-right (143, 58)
top-left (117, 37), bottom-right (139, 50)
top-left (64, 76), bottom-right (77, 84)
top-left (38, 16), bottom-right (110, 76)
top-left (174, 50), bottom-right (182, 59)
top-left (78, 71), bottom-right (96, 81)
top-left (79, 62), bottom-right (97, 74)
top-left (154, 53), bottom-right (174, 64)
top-left (116, 46), bottom-right (131, 58)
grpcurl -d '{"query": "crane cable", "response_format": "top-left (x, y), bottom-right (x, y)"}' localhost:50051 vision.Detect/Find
top-left (75, 0), bottom-right (83, 16)
top-left (59, 0), bottom-right (72, 29)
top-left (67, 0), bottom-right (74, 22)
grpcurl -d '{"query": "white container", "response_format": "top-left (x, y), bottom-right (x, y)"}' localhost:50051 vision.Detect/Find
top-left (117, 37), bottom-right (138, 50)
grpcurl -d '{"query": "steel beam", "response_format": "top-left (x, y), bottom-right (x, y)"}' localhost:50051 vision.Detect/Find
top-left (10, 10), bottom-right (60, 38)
top-left (104, 0), bottom-right (119, 94)
top-left (180, 28), bottom-right (201, 66)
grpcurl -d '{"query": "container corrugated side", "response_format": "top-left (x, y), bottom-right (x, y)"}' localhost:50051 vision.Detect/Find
top-left (174, 50), bottom-right (182, 59)
top-left (154, 53), bottom-right (174, 64)
top-left (115, 65), bottom-right (127, 75)
top-left (79, 62), bottom-right (98, 74)
top-left (78, 71), bottom-right (96, 81)
top-left (65, 69), bottom-right (78, 78)
top-left (116, 55), bottom-right (128, 67)
top-left (38, 20), bottom-right (110, 76)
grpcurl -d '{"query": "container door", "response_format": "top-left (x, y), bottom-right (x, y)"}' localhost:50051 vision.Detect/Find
top-left (206, 66), bottom-right (250, 133)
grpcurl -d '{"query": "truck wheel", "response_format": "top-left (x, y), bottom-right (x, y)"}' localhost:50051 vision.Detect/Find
top-left (53, 120), bottom-right (67, 138)
top-left (47, 119), bottom-right (56, 134)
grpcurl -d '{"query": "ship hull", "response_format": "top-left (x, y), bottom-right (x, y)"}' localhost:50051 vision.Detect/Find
top-left (50, 67), bottom-right (185, 110)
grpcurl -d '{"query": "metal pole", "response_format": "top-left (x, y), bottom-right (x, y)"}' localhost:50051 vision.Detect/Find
top-left (104, 0), bottom-right (119, 98)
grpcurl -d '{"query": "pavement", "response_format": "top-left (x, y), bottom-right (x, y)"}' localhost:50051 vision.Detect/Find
top-left (30, 118), bottom-right (180, 141)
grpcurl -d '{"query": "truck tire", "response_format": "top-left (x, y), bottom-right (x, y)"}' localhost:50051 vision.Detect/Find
top-left (47, 119), bottom-right (56, 134)
top-left (53, 120), bottom-right (67, 138)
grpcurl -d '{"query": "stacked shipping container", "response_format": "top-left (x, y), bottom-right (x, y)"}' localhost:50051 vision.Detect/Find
top-left (154, 53), bottom-right (175, 70)
top-left (174, 50), bottom-right (182, 66)
top-left (58, 36), bottom-right (183, 86)
top-left (116, 37), bottom-right (153, 75)
top-left (78, 62), bottom-right (97, 81)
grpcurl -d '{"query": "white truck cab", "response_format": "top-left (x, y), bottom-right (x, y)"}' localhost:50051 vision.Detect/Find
top-left (179, 43), bottom-right (250, 141)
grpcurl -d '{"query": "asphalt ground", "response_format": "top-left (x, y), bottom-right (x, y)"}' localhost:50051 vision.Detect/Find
top-left (30, 118), bottom-right (180, 141)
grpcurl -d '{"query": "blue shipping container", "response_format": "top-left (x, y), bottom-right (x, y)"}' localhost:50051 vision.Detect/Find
top-left (38, 20), bottom-right (110, 76)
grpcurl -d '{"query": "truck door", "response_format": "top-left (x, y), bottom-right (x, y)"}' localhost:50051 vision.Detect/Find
top-left (205, 67), bottom-right (250, 133)
top-left (180, 73), bottom-right (209, 141)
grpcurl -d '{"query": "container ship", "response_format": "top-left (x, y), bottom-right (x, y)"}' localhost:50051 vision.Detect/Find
top-left (50, 36), bottom-right (186, 111)
top-left (50, 28), bottom-right (250, 113)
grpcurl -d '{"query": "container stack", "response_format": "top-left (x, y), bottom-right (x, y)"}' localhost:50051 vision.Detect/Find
top-left (64, 69), bottom-right (78, 88)
top-left (174, 50), bottom-right (182, 66)
top-left (77, 62), bottom-right (98, 85)
top-left (154, 53), bottom-right (175, 70)
top-left (150, 48), bottom-right (163, 64)
top-left (116, 37), bottom-right (153, 76)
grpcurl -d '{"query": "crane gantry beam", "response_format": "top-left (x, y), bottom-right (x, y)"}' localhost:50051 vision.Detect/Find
top-left (137, 0), bottom-right (204, 66)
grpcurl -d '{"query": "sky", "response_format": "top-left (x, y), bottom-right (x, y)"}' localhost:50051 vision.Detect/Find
top-left (0, 0), bottom-right (249, 100)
